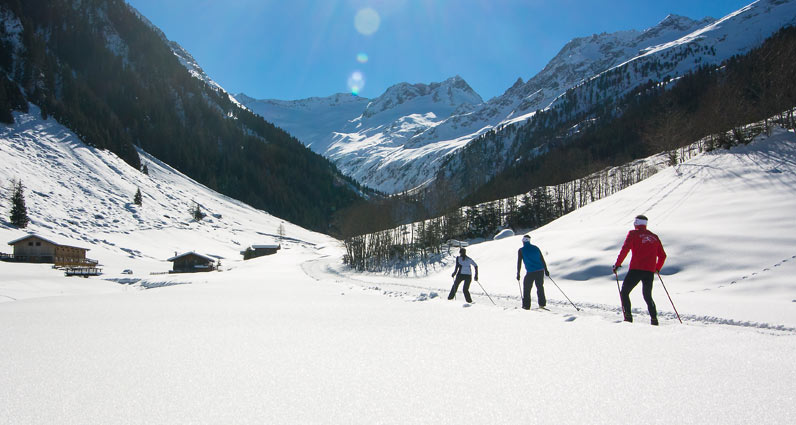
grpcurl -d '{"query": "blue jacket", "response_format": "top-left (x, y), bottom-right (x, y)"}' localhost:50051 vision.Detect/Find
top-left (518, 241), bottom-right (547, 273)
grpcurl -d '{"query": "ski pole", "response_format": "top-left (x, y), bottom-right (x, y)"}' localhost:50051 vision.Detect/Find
top-left (547, 275), bottom-right (580, 311)
top-left (475, 280), bottom-right (496, 305)
top-left (614, 270), bottom-right (626, 318)
top-left (657, 272), bottom-right (682, 324)
top-left (516, 277), bottom-right (523, 299)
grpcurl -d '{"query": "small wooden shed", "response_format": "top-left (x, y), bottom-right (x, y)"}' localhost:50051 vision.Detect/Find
top-left (167, 252), bottom-right (216, 273)
top-left (7, 234), bottom-right (91, 266)
top-left (242, 244), bottom-right (281, 260)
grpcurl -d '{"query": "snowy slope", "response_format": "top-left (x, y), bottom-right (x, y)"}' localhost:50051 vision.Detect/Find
top-left (234, 92), bottom-right (371, 151)
top-left (1, 106), bottom-right (795, 423)
top-left (311, 127), bottom-right (796, 329)
top-left (0, 105), bottom-right (334, 283)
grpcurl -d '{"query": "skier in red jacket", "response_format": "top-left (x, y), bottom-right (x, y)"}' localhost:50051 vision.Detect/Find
top-left (613, 215), bottom-right (666, 325)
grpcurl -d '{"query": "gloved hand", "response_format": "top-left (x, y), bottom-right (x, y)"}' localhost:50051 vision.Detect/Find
top-left (612, 265), bottom-right (621, 274)
top-left (475, 274), bottom-right (479, 281)
top-left (544, 270), bottom-right (550, 277)
top-left (516, 273), bottom-right (520, 281)
top-left (451, 272), bottom-right (456, 278)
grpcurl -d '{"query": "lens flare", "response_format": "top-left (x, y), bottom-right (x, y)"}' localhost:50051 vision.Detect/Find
top-left (354, 8), bottom-right (380, 35)
top-left (356, 52), bottom-right (369, 63)
top-left (347, 71), bottom-right (365, 95)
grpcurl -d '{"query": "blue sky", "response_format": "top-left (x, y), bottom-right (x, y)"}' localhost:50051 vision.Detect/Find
top-left (126, 0), bottom-right (752, 101)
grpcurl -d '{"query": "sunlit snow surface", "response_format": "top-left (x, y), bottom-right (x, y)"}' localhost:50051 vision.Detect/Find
top-left (1, 107), bottom-right (795, 424)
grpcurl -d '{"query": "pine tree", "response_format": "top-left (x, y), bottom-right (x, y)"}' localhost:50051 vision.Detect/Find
top-left (9, 180), bottom-right (30, 228)
top-left (191, 201), bottom-right (205, 221)
top-left (133, 188), bottom-right (142, 206)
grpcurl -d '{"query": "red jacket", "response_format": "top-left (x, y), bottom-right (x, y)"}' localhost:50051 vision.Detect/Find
top-left (614, 226), bottom-right (666, 272)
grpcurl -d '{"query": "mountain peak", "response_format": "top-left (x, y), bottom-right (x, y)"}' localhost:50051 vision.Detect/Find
top-left (647, 13), bottom-right (716, 36)
top-left (235, 93), bottom-right (255, 104)
top-left (658, 14), bottom-right (695, 26)
top-left (362, 76), bottom-right (483, 119)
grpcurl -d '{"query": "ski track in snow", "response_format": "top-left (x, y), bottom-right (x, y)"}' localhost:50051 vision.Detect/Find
top-left (300, 257), bottom-right (796, 335)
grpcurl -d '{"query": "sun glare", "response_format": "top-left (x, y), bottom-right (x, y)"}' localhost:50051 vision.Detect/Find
top-left (354, 8), bottom-right (380, 35)
top-left (347, 71), bottom-right (365, 95)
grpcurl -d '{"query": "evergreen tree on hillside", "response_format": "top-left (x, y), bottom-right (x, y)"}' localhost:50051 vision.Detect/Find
top-left (133, 187), bottom-right (142, 206)
top-left (191, 201), bottom-right (205, 221)
top-left (9, 180), bottom-right (30, 228)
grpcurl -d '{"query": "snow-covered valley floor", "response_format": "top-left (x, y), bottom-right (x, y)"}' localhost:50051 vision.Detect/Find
top-left (1, 108), bottom-right (795, 424)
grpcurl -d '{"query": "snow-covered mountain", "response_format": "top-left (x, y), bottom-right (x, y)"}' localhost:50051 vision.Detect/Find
top-left (436, 0), bottom-right (796, 195)
top-left (234, 93), bottom-right (371, 152)
top-left (238, 75), bottom-right (483, 192)
top-left (237, 0), bottom-right (796, 194)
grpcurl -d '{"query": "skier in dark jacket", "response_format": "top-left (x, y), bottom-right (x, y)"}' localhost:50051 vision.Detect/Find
top-left (613, 215), bottom-right (667, 325)
top-left (516, 235), bottom-right (550, 310)
top-left (448, 248), bottom-right (479, 303)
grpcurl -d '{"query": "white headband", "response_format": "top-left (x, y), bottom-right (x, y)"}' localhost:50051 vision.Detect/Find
top-left (634, 218), bottom-right (648, 226)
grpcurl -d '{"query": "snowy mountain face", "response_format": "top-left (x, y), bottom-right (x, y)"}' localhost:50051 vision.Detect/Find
top-left (235, 93), bottom-right (371, 151)
top-left (238, 75), bottom-right (484, 193)
top-left (436, 0), bottom-right (796, 196)
top-left (238, 0), bottom-right (796, 195)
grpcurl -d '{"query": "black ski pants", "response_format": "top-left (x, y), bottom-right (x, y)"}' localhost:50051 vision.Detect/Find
top-left (522, 270), bottom-right (546, 309)
top-left (448, 273), bottom-right (473, 303)
top-left (620, 269), bottom-right (658, 323)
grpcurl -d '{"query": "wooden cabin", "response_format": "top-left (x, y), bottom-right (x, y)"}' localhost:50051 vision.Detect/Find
top-left (167, 252), bottom-right (216, 273)
top-left (6, 234), bottom-right (92, 266)
top-left (242, 244), bottom-right (281, 260)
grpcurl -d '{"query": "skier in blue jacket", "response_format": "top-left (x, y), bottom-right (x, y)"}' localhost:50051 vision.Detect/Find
top-left (516, 235), bottom-right (550, 310)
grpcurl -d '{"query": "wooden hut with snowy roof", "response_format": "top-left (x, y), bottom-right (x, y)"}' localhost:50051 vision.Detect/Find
top-left (167, 252), bottom-right (216, 273)
top-left (241, 243), bottom-right (281, 260)
top-left (6, 234), bottom-right (94, 267)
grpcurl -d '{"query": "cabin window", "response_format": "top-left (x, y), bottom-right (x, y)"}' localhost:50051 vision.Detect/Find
top-left (28, 242), bottom-right (33, 246)
top-left (36, 242), bottom-right (41, 246)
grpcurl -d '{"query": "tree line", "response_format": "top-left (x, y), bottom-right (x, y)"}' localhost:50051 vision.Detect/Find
top-left (343, 149), bottom-right (663, 272)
